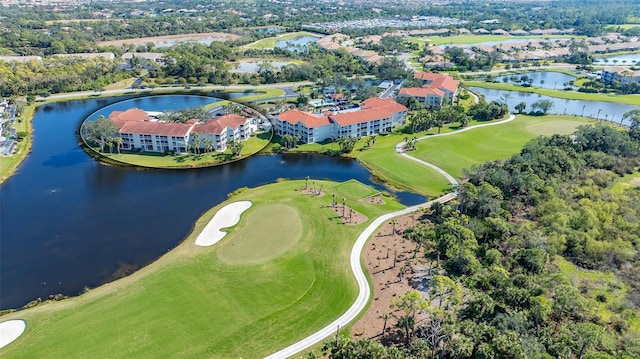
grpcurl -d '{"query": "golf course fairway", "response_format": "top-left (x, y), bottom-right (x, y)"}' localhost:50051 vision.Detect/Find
top-left (0, 180), bottom-right (404, 359)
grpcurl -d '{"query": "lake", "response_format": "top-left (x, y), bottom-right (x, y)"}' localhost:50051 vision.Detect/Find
top-left (230, 60), bottom-right (291, 73)
top-left (594, 52), bottom-right (640, 65)
top-left (276, 36), bottom-right (319, 52)
top-left (491, 71), bottom-right (577, 90)
top-left (471, 87), bottom-right (639, 125)
top-left (0, 95), bottom-right (424, 310)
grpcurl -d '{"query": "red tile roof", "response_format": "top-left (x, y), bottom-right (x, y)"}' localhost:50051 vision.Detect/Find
top-left (278, 109), bottom-right (331, 128)
top-left (109, 108), bottom-right (152, 127)
top-left (398, 87), bottom-right (445, 97)
top-left (360, 97), bottom-right (408, 113)
top-left (119, 121), bottom-right (192, 137)
top-left (413, 72), bottom-right (459, 93)
top-left (193, 114), bottom-right (248, 135)
top-left (330, 97), bottom-right (407, 126)
top-left (330, 108), bottom-right (393, 126)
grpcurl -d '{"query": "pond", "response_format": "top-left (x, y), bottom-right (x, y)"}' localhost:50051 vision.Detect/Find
top-left (491, 71), bottom-right (577, 90)
top-left (470, 87), bottom-right (639, 125)
top-left (275, 36), bottom-right (319, 52)
top-left (594, 52), bottom-right (640, 65)
top-left (211, 91), bottom-right (261, 99)
top-left (0, 95), bottom-right (425, 310)
top-left (229, 60), bottom-right (291, 74)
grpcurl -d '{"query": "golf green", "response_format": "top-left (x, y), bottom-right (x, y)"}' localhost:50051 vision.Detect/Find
top-left (0, 180), bottom-right (404, 359)
top-left (411, 115), bottom-right (595, 178)
top-left (216, 204), bottom-right (303, 264)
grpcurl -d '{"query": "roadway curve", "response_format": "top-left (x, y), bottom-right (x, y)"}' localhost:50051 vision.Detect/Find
top-left (266, 111), bottom-right (516, 359)
top-left (264, 194), bottom-right (456, 359)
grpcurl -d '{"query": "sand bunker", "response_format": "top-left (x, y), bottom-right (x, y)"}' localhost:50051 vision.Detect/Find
top-left (195, 201), bottom-right (252, 246)
top-left (0, 319), bottom-right (26, 349)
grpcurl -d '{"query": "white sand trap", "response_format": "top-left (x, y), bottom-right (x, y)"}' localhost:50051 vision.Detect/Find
top-left (0, 319), bottom-right (26, 349)
top-left (195, 201), bottom-right (252, 246)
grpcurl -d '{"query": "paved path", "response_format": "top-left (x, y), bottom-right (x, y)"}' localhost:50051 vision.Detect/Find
top-left (264, 193), bottom-right (457, 359)
top-left (266, 110), bottom-right (516, 359)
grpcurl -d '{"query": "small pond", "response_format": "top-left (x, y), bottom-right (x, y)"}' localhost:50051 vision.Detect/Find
top-left (230, 60), bottom-right (291, 73)
top-left (471, 87), bottom-right (639, 126)
top-left (594, 52), bottom-right (640, 65)
top-left (491, 71), bottom-right (578, 90)
top-left (276, 36), bottom-right (319, 52)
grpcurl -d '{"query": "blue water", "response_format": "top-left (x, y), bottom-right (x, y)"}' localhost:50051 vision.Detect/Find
top-left (471, 87), bottom-right (639, 125)
top-left (492, 71), bottom-right (577, 90)
top-left (0, 95), bottom-right (425, 310)
top-left (275, 36), bottom-right (319, 53)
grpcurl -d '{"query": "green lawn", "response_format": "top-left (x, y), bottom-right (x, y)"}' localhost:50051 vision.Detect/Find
top-left (0, 180), bottom-right (405, 359)
top-left (410, 115), bottom-right (595, 178)
top-left (100, 131), bottom-right (271, 168)
top-left (606, 24), bottom-right (640, 30)
top-left (465, 80), bottom-right (640, 106)
top-left (244, 31), bottom-right (322, 49)
top-left (611, 171), bottom-right (640, 194)
top-left (0, 105), bottom-right (34, 184)
top-left (353, 134), bottom-right (452, 197)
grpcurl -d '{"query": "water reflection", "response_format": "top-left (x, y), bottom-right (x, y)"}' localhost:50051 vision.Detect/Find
top-left (0, 95), bottom-right (424, 310)
top-left (471, 87), bottom-right (639, 126)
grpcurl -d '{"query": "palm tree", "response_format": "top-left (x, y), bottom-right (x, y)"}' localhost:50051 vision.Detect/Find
top-left (190, 133), bottom-right (199, 154)
top-left (113, 137), bottom-right (123, 154)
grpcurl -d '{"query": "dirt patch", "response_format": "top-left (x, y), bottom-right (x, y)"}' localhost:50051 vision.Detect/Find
top-left (298, 188), bottom-right (325, 196)
top-left (329, 204), bottom-right (368, 225)
top-left (350, 215), bottom-right (426, 340)
top-left (97, 32), bottom-right (240, 47)
top-left (361, 193), bottom-right (386, 205)
top-left (631, 177), bottom-right (640, 187)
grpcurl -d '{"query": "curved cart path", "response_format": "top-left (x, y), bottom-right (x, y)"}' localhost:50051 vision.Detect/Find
top-left (264, 194), bottom-right (456, 359)
top-left (266, 112), bottom-right (516, 359)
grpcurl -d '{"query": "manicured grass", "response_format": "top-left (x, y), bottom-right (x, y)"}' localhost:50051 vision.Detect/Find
top-left (606, 24), bottom-right (640, 30)
top-left (103, 77), bottom-right (138, 90)
top-left (100, 131), bottom-right (271, 168)
top-left (0, 180), bottom-right (405, 359)
top-left (244, 31), bottom-right (322, 49)
top-left (0, 105), bottom-right (34, 185)
top-left (216, 203), bottom-right (303, 264)
top-left (410, 115), bottom-right (595, 178)
top-left (464, 80), bottom-right (640, 106)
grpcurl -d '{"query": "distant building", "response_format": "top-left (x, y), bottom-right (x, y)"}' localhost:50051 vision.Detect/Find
top-left (601, 66), bottom-right (640, 85)
top-left (491, 29), bottom-right (510, 36)
top-left (121, 52), bottom-right (165, 63)
top-left (274, 97), bottom-right (407, 144)
top-left (53, 52), bottom-right (115, 60)
top-left (473, 28), bottom-right (490, 35)
top-left (0, 55), bottom-right (42, 63)
top-left (510, 29), bottom-right (529, 36)
top-left (108, 108), bottom-right (254, 153)
top-left (397, 72), bottom-right (459, 109)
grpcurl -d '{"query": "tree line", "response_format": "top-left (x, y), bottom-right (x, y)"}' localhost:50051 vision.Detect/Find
top-left (311, 123), bottom-right (640, 358)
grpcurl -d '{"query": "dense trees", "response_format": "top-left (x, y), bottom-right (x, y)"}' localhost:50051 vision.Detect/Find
top-left (81, 116), bottom-right (120, 152)
top-left (0, 57), bottom-right (130, 97)
top-left (313, 124), bottom-right (640, 358)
